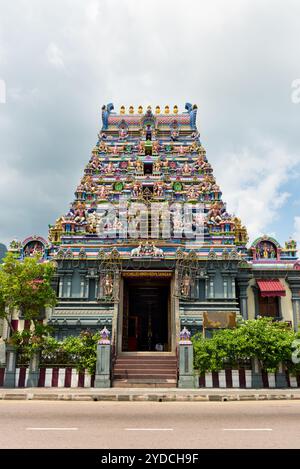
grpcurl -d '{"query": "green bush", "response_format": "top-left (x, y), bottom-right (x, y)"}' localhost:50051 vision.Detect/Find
top-left (192, 318), bottom-right (298, 373)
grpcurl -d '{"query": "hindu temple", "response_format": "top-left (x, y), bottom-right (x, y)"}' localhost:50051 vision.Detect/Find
top-left (4, 102), bottom-right (300, 386)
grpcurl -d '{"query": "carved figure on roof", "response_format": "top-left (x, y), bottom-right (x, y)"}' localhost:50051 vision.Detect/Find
top-left (97, 185), bottom-right (108, 200)
top-left (24, 241), bottom-right (45, 258)
top-left (194, 154), bottom-right (206, 170)
top-left (98, 141), bottom-right (107, 153)
top-left (152, 140), bottom-right (159, 153)
top-left (90, 155), bottom-right (101, 171)
top-left (155, 106), bottom-right (160, 114)
top-left (171, 129), bottom-right (179, 141)
top-left (129, 105), bottom-right (134, 114)
top-left (138, 105), bottom-right (143, 114)
top-left (164, 105), bottom-right (170, 114)
top-left (119, 126), bottom-right (128, 140)
top-left (256, 241), bottom-right (277, 260)
top-left (187, 186), bottom-right (199, 200)
top-left (131, 241), bottom-right (163, 258)
top-left (154, 181), bottom-right (164, 197)
top-left (138, 140), bottom-right (145, 153)
top-left (105, 162), bottom-right (115, 174)
top-left (74, 202), bottom-right (86, 224)
top-left (185, 103), bottom-right (197, 129)
top-left (87, 212), bottom-right (99, 234)
top-left (101, 103), bottom-right (114, 130)
top-left (208, 202), bottom-right (223, 224)
top-left (182, 161), bottom-right (192, 175)
top-left (135, 159), bottom-right (143, 172)
top-left (153, 159), bottom-right (162, 173)
top-left (132, 182), bottom-right (142, 197)
top-left (173, 105), bottom-right (178, 114)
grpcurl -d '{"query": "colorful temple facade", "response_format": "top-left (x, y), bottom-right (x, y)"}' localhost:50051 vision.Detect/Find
top-left (3, 102), bottom-right (300, 385)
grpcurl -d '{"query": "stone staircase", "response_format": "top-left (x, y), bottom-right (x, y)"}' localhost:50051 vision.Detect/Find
top-left (112, 354), bottom-right (178, 388)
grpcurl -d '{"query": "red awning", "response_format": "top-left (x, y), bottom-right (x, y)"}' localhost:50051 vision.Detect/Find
top-left (257, 279), bottom-right (286, 297)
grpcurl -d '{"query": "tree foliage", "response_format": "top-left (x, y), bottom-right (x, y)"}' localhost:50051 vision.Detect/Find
top-left (0, 252), bottom-right (57, 332)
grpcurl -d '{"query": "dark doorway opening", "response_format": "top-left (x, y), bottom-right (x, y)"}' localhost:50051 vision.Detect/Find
top-left (144, 162), bottom-right (153, 175)
top-left (122, 277), bottom-right (170, 352)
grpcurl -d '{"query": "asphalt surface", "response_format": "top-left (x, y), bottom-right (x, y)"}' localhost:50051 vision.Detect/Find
top-left (0, 400), bottom-right (300, 449)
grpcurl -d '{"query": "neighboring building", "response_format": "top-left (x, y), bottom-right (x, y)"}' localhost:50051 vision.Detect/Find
top-left (7, 103), bottom-right (300, 385)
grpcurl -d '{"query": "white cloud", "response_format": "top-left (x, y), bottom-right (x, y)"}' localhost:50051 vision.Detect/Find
top-left (214, 141), bottom-right (300, 243)
top-left (46, 43), bottom-right (64, 68)
top-left (0, 0), bottom-right (300, 245)
top-left (293, 216), bottom-right (300, 246)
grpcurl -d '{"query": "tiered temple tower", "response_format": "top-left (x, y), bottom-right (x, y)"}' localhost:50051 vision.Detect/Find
top-left (5, 102), bottom-right (300, 386)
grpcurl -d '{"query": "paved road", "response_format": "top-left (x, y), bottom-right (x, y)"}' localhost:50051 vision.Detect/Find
top-left (0, 400), bottom-right (300, 449)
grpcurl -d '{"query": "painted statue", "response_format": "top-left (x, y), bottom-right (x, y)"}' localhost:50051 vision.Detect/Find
top-left (182, 161), bottom-right (191, 175)
top-left (185, 103), bottom-right (198, 129)
top-left (103, 274), bottom-right (113, 296)
top-left (101, 103), bottom-right (114, 130)
top-left (181, 273), bottom-right (191, 297)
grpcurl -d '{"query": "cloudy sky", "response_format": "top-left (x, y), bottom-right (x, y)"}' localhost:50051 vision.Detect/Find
top-left (0, 0), bottom-right (300, 248)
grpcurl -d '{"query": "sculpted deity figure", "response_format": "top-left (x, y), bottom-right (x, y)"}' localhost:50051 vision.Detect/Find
top-left (98, 141), bottom-right (107, 153)
top-left (87, 212), bottom-right (99, 233)
top-left (154, 182), bottom-right (164, 197)
top-left (90, 155), bottom-right (101, 171)
top-left (208, 202), bottom-right (223, 224)
top-left (171, 129), bottom-right (179, 141)
top-left (98, 185), bottom-right (108, 199)
top-left (187, 186), bottom-right (199, 200)
top-left (128, 159), bottom-right (136, 171)
top-left (135, 159), bottom-right (143, 172)
top-left (103, 274), bottom-right (113, 296)
top-left (74, 202), bottom-right (86, 224)
top-left (181, 273), bottom-right (191, 297)
top-left (182, 161), bottom-right (191, 175)
top-left (153, 159), bottom-right (162, 172)
top-left (132, 182), bottom-right (142, 197)
top-left (119, 127), bottom-right (128, 140)
top-left (152, 140), bottom-right (159, 153)
top-left (194, 154), bottom-right (206, 170)
top-left (138, 140), bottom-right (145, 153)
top-left (105, 162), bottom-right (115, 174)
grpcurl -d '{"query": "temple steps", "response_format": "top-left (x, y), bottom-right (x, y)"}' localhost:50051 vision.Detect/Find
top-left (112, 354), bottom-right (178, 387)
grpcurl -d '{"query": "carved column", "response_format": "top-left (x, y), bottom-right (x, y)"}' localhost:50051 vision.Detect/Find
top-left (178, 328), bottom-right (196, 388)
top-left (286, 274), bottom-right (300, 331)
top-left (58, 276), bottom-right (64, 298)
top-left (66, 274), bottom-right (72, 298)
top-left (237, 277), bottom-right (251, 320)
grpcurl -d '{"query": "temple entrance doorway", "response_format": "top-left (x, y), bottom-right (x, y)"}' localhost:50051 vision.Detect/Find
top-left (122, 276), bottom-right (171, 352)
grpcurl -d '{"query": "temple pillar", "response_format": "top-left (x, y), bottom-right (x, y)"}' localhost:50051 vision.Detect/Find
top-left (207, 272), bottom-right (214, 299)
top-left (286, 275), bottom-right (300, 331)
top-left (66, 274), bottom-right (72, 298)
top-left (4, 345), bottom-right (17, 388)
top-left (27, 352), bottom-right (40, 387)
top-left (178, 327), bottom-right (196, 388)
top-left (94, 327), bottom-right (111, 388)
top-left (237, 274), bottom-right (252, 320)
top-left (58, 276), bottom-right (64, 298)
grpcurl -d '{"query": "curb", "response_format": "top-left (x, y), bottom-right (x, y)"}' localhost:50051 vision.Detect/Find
top-left (1, 392), bottom-right (300, 402)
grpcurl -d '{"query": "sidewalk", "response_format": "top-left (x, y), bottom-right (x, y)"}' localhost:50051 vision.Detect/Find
top-left (1, 387), bottom-right (300, 401)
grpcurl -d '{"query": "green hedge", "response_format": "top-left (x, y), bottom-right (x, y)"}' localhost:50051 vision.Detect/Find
top-left (192, 318), bottom-right (300, 374)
